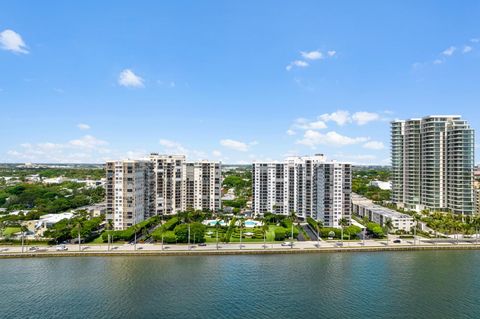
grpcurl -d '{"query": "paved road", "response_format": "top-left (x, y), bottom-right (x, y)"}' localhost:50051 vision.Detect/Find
top-left (3, 237), bottom-right (480, 254)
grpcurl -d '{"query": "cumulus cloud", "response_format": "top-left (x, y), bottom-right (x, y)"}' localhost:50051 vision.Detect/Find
top-left (442, 46), bottom-right (456, 56)
top-left (292, 118), bottom-right (328, 130)
top-left (287, 49), bottom-right (337, 71)
top-left (6, 135), bottom-right (110, 163)
top-left (363, 141), bottom-right (385, 150)
top-left (286, 60), bottom-right (309, 71)
top-left (286, 129), bottom-right (296, 136)
top-left (319, 110), bottom-right (351, 126)
top-left (463, 46), bottom-right (473, 53)
top-left (77, 123), bottom-right (90, 130)
top-left (0, 29), bottom-right (29, 54)
top-left (351, 112), bottom-right (380, 125)
top-left (118, 69), bottom-right (144, 88)
top-left (297, 130), bottom-right (369, 148)
top-left (300, 50), bottom-right (323, 60)
top-left (159, 139), bottom-right (188, 154)
top-left (220, 139), bottom-right (257, 152)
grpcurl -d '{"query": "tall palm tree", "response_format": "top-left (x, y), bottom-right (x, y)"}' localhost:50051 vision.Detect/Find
top-left (215, 220), bottom-right (220, 250)
top-left (106, 219), bottom-right (113, 251)
top-left (238, 218), bottom-right (245, 249)
top-left (412, 214), bottom-right (421, 245)
top-left (315, 220), bottom-right (323, 248)
top-left (20, 224), bottom-right (28, 253)
top-left (384, 218), bottom-right (393, 246)
top-left (289, 211), bottom-right (297, 248)
top-left (339, 218), bottom-right (349, 247)
top-left (261, 219), bottom-right (269, 249)
top-left (76, 222), bottom-right (82, 252)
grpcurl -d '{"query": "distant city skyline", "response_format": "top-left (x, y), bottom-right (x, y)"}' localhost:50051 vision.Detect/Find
top-left (1, 1), bottom-right (479, 165)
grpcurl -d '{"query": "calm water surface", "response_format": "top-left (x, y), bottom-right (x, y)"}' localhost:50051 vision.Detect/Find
top-left (1, 251), bottom-right (479, 318)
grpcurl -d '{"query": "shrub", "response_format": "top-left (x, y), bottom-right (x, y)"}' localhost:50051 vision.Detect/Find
top-left (274, 228), bottom-right (286, 241)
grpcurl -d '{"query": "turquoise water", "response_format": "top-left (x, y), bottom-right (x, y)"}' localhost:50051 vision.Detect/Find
top-left (1, 251), bottom-right (479, 318)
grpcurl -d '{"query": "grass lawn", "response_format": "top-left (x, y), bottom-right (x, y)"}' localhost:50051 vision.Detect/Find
top-left (90, 235), bottom-right (104, 244)
top-left (3, 227), bottom-right (21, 236)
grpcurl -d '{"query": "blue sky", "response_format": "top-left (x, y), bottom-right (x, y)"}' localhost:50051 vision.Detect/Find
top-left (1, 1), bottom-right (479, 164)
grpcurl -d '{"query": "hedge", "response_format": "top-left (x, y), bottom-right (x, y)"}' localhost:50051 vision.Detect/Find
top-left (102, 216), bottom-right (160, 242)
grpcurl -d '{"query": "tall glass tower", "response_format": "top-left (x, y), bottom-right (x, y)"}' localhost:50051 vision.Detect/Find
top-left (391, 115), bottom-right (475, 214)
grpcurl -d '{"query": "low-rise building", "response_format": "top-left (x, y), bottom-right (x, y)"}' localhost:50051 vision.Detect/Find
top-left (352, 193), bottom-right (413, 232)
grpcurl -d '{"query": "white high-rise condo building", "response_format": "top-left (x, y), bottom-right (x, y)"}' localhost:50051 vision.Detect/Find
top-left (105, 160), bottom-right (154, 230)
top-left (252, 155), bottom-right (351, 227)
top-left (150, 154), bottom-right (186, 215)
top-left (184, 161), bottom-right (222, 212)
top-left (107, 155), bottom-right (222, 230)
top-left (391, 115), bottom-right (475, 214)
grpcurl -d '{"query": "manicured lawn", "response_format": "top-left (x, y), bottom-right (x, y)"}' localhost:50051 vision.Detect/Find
top-left (91, 234), bottom-right (104, 244)
top-left (3, 227), bottom-right (21, 236)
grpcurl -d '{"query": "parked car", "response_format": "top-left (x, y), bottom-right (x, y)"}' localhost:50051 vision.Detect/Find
top-left (28, 246), bottom-right (39, 251)
top-left (281, 242), bottom-right (293, 247)
top-left (198, 243), bottom-right (207, 246)
top-left (56, 245), bottom-right (68, 251)
top-left (393, 239), bottom-right (401, 244)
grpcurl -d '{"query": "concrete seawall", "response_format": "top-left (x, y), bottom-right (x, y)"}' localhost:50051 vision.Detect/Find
top-left (2, 245), bottom-right (480, 259)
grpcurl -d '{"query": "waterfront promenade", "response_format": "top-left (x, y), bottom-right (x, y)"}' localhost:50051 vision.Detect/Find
top-left (2, 238), bottom-right (480, 258)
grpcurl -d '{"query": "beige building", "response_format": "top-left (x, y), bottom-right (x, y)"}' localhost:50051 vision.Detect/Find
top-left (105, 160), bottom-right (154, 231)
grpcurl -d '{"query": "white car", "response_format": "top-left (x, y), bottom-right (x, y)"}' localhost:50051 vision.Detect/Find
top-left (56, 245), bottom-right (68, 251)
top-left (281, 242), bottom-right (293, 247)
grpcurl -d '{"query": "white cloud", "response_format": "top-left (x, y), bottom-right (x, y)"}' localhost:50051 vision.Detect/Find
top-left (286, 60), bottom-right (309, 71)
top-left (220, 139), bottom-right (252, 152)
top-left (300, 50), bottom-right (323, 60)
top-left (118, 69), bottom-right (144, 88)
top-left (68, 135), bottom-right (108, 149)
top-left (442, 46), bottom-right (456, 56)
top-left (352, 112), bottom-right (380, 125)
top-left (433, 59), bottom-right (444, 65)
top-left (0, 29), bottom-right (29, 54)
top-left (319, 110), bottom-right (351, 126)
top-left (463, 46), bottom-right (473, 53)
top-left (77, 123), bottom-right (90, 130)
top-left (471, 38), bottom-right (479, 43)
top-left (292, 118), bottom-right (328, 130)
top-left (286, 129), bottom-right (296, 136)
top-left (159, 139), bottom-right (188, 154)
top-left (297, 130), bottom-right (369, 148)
top-left (363, 141), bottom-right (385, 150)
top-left (212, 150), bottom-right (222, 157)
top-left (327, 50), bottom-right (336, 57)
top-left (6, 135), bottom-right (110, 163)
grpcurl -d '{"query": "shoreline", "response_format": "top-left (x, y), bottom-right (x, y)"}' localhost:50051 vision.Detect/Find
top-left (2, 244), bottom-right (480, 259)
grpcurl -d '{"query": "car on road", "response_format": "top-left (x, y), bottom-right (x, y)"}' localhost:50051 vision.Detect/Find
top-left (28, 246), bottom-right (39, 251)
top-left (281, 242), bottom-right (293, 247)
top-left (56, 245), bottom-right (68, 251)
top-left (393, 239), bottom-right (402, 244)
top-left (198, 243), bottom-right (207, 246)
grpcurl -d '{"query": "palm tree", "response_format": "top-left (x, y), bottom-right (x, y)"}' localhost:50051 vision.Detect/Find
top-left (238, 218), bottom-right (245, 249)
top-left (384, 218), bottom-right (393, 246)
top-left (315, 220), bottom-right (323, 248)
top-left (76, 222), bottom-right (82, 252)
top-left (215, 220), bottom-right (220, 250)
top-left (261, 219), bottom-right (269, 249)
top-left (289, 211), bottom-right (297, 248)
top-left (133, 224), bottom-right (138, 251)
top-left (339, 218), bottom-right (349, 247)
top-left (20, 224), bottom-right (28, 253)
top-left (106, 219), bottom-right (113, 251)
top-left (412, 214), bottom-right (421, 245)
